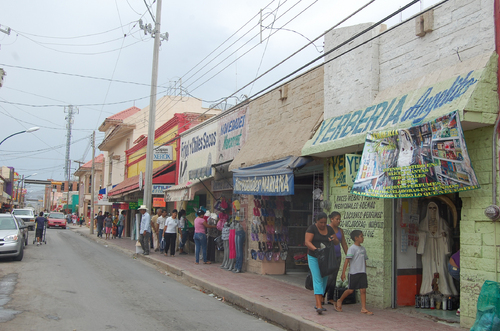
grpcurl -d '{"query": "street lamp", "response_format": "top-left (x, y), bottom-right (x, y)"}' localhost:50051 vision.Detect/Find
top-left (0, 127), bottom-right (40, 146)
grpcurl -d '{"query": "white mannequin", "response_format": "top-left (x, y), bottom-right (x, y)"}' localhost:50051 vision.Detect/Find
top-left (417, 202), bottom-right (457, 296)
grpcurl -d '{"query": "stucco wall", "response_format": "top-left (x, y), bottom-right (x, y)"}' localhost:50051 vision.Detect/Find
top-left (459, 126), bottom-right (500, 328)
top-left (323, 0), bottom-right (495, 121)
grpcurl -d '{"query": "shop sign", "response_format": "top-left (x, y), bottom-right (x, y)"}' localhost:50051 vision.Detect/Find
top-left (212, 179), bottom-right (232, 192)
top-left (217, 106), bottom-right (248, 163)
top-left (351, 111), bottom-right (479, 198)
top-left (179, 121), bottom-right (217, 184)
top-left (332, 154), bottom-right (361, 187)
top-left (152, 184), bottom-right (171, 195)
top-left (304, 71), bottom-right (480, 154)
top-left (129, 202), bottom-right (138, 210)
top-left (153, 145), bottom-right (173, 161)
top-left (152, 197), bottom-right (166, 207)
top-left (119, 203), bottom-right (129, 209)
top-left (233, 174), bottom-right (293, 196)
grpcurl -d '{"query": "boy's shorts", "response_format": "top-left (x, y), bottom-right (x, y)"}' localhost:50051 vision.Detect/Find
top-left (36, 228), bottom-right (43, 239)
top-left (348, 273), bottom-right (368, 290)
top-left (105, 227), bottom-right (112, 234)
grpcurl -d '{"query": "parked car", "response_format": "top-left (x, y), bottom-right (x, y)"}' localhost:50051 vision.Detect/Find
top-left (0, 213), bottom-right (26, 261)
top-left (12, 208), bottom-right (36, 231)
top-left (47, 212), bottom-right (67, 229)
top-left (14, 216), bottom-right (29, 246)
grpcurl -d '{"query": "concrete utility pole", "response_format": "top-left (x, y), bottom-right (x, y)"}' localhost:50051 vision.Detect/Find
top-left (64, 105), bottom-right (78, 213)
top-left (90, 131), bottom-right (95, 234)
top-left (140, 0), bottom-right (168, 211)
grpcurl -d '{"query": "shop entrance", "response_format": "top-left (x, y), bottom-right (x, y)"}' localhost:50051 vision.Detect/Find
top-left (395, 194), bottom-right (460, 314)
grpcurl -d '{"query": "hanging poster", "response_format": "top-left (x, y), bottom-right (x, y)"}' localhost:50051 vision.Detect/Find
top-left (351, 111), bottom-right (479, 198)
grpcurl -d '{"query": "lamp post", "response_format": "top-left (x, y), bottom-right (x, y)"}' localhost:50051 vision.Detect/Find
top-left (0, 127), bottom-right (40, 146)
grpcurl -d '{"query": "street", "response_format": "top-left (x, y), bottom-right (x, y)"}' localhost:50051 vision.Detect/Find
top-left (0, 228), bottom-right (284, 331)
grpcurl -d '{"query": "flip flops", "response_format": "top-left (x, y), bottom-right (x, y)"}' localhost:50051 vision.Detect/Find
top-left (361, 310), bottom-right (374, 315)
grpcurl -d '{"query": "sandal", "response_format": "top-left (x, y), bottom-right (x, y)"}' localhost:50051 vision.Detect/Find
top-left (204, 261), bottom-right (212, 264)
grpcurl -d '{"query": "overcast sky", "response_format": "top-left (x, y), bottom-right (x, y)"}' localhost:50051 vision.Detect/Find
top-left (0, 0), bottom-right (439, 195)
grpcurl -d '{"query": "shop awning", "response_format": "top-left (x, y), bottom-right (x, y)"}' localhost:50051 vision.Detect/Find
top-left (302, 52), bottom-right (498, 158)
top-left (232, 156), bottom-right (313, 196)
top-left (108, 162), bottom-right (175, 198)
top-left (164, 176), bottom-right (213, 202)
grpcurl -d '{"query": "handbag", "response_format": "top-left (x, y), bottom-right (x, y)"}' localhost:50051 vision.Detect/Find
top-left (317, 244), bottom-right (338, 277)
top-left (160, 238), bottom-right (166, 251)
top-left (305, 272), bottom-right (313, 290)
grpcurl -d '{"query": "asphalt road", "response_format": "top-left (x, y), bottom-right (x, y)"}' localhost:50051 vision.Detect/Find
top-left (0, 228), bottom-right (284, 331)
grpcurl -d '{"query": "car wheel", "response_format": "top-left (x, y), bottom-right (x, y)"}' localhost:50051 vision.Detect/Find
top-left (13, 245), bottom-right (24, 261)
top-left (63, 227), bottom-right (66, 229)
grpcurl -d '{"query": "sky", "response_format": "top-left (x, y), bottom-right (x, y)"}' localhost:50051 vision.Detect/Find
top-left (0, 0), bottom-right (440, 198)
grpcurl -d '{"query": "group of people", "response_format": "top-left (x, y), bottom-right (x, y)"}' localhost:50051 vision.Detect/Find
top-left (305, 211), bottom-right (373, 316)
top-left (137, 205), bottom-right (189, 256)
top-left (94, 210), bottom-right (125, 240)
top-left (137, 205), bottom-right (221, 266)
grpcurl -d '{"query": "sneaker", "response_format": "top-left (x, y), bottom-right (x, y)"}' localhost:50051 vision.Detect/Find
top-left (456, 308), bottom-right (460, 316)
top-left (36, 242), bottom-right (39, 246)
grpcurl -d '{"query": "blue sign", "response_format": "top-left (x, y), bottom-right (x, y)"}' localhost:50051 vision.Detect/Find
top-left (233, 174), bottom-right (294, 196)
top-left (152, 184), bottom-right (172, 195)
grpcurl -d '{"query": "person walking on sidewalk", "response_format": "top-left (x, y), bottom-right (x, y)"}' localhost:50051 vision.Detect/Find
top-left (117, 210), bottom-right (126, 238)
top-left (304, 212), bottom-right (335, 315)
top-left (95, 211), bottom-right (105, 238)
top-left (151, 208), bottom-right (161, 252)
top-left (178, 209), bottom-right (188, 254)
top-left (138, 205), bottom-right (151, 255)
top-left (337, 230), bottom-right (373, 315)
top-left (104, 212), bottom-right (113, 240)
top-left (157, 209), bottom-right (167, 252)
top-left (325, 211), bottom-right (348, 307)
top-left (193, 208), bottom-right (217, 264)
top-left (163, 209), bottom-right (179, 256)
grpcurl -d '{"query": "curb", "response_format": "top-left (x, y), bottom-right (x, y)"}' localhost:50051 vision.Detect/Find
top-left (70, 227), bottom-right (334, 331)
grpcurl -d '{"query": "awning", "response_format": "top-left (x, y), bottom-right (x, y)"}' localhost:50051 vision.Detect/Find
top-left (232, 156), bottom-right (313, 196)
top-left (164, 176), bottom-right (213, 202)
top-left (302, 52), bottom-right (498, 158)
top-left (108, 162), bottom-right (175, 198)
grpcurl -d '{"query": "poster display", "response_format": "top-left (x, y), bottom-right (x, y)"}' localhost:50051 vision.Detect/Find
top-left (351, 111), bottom-right (479, 198)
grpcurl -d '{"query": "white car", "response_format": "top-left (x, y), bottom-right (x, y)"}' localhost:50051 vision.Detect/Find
top-left (0, 213), bottom-right (26, 261)
top-left (12, 208), bottom-right (36, 231)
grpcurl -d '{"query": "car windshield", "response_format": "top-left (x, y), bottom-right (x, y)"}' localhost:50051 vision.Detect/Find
top-left (13, 210), bottom-right (33, 216)
top-left (49, 213), bottom-right (65, 219)
top-left (0, 216), bottom-right (17, 230)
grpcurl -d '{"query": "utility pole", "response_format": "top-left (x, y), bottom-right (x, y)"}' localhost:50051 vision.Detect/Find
top-left (64, 105), bottom-right (78, 214)
top-left (90, 131), bottom-right (95, 234)
top-left (140, 0), bottom-right (168, 211)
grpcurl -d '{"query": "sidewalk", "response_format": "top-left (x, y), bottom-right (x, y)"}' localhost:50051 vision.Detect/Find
top-left (70, 225), bottom-right (465, 331)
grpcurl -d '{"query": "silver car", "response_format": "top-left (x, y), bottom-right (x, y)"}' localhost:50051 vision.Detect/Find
top-left (0, 213), bottom-right (25, 261)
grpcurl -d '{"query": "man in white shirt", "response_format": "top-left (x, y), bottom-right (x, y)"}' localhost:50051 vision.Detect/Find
top-left (138, 205), bottom-right (151, 255)
top-left (157, 209), bottom-right (167, 253)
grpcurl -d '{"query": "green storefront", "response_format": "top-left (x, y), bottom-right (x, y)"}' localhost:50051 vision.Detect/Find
top-left (302, 53), bottom-right (499, 325)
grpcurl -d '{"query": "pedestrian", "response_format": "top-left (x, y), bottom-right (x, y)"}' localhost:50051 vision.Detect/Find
top-left (117, 210), bottom-right (126, 239)
top-left (163, 209), bottom-right (179, 256)
top-left (304, 212), bottom-right (335, 315)
top-left (336, 230), bottom-right (373, 315)
top-left (325, 211), bottom-right (348, 307)
top-left (448, 250), bottom-right (460, 315)
top-left (151, 208), bottom-right (162, 252)
top-left (138, 205), bottom-right (151, 255)
top-left (177, 209), bottom-right (188, 255)
top-left (104, 212), bottom-right (113, 240)
top-left (156, 209), bottom-right (167, 252)
top-left (95, 211), bottom-right (105, 238)
top-left (193, 208), bottom-right (217, 265)
top-left (34, 211), bottom-right (46, 246)
top-left (207, 212), bottom-right (219, 263)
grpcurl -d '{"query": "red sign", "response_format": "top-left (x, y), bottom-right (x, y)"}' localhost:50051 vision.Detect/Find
top-left (152, 198), bottom-right (166, 207)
